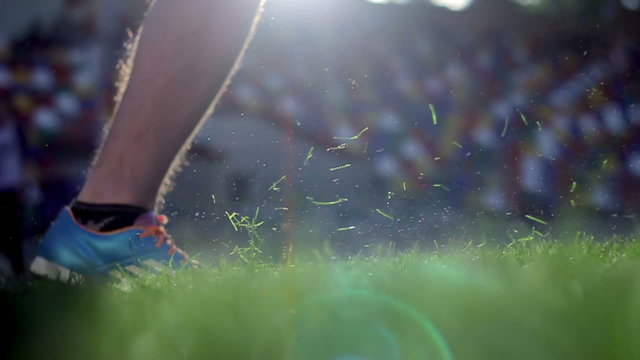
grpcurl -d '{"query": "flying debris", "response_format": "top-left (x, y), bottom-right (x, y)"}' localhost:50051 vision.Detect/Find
top-left (333, 127), bottom-right (369, 141)
top-left (429, 104), bottom-right (438, 125)
top-left (306, 196), bottom-right (349, 206)
top-left (330, 164), bottom-right (352, 172)
top-left (501, 115), bottom-right (509, 137)
top-left (517, 110), bottom-right (528, 126)
top-left (337, 226), bottom-right (356, 231)
top-left (375, 208), bottom-right (395, 220)
top-left (525, 214), bottom-right (548, 225)
top-left (303, 147), bottom-right (315, 166)
top-left (268, 175), bottom-right (287, 191)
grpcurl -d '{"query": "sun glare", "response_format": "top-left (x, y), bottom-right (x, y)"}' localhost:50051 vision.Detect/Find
top-left (366, 0), bottom-right (411, 4)
top-left (430, 0), bottom-right (473, 11)
top-left (366, 0), bottom-right (473, 10)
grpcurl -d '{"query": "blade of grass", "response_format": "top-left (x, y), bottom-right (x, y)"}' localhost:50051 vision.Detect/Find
top-left (225, 211), bottom-right (240, 231)
top-left (429, 104), bottom-right (438, 125)
top-left (306, 196), bottom-right (349, 206)
top-left (525, 214), bottom-right (548, 225)
top-left (330, 164), bottom-right (352, 172)
top-left (327, 143), bottom-right (347, 151)
top-left (501, 114), bottom-right (510, 137)
top-left (268, 175), bottom-right (287, 192)
top-left (337, 226), bottom-right (356, 231)
top-left (303, 147), bottom-right (314, 166)
top-left (517, 110), bottom-right (528, 126)
top-left (333, 127), bottom-right (369, 141)
top-left (375, 208), bottom-right (395, 220)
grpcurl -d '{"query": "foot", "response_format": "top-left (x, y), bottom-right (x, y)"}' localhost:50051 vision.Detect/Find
top-left (30, 208), bottom-right (192, 280)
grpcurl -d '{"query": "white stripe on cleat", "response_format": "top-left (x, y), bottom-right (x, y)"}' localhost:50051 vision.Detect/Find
top-left (30, 256), bottom-right (83, 283)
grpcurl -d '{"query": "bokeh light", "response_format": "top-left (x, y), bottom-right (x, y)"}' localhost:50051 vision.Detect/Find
top-left (621, 0), bottom-right (640, 10)
top-left (512, 0), bottom-right (543, 6)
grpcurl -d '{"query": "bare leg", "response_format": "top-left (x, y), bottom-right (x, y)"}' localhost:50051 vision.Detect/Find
top-left (77, 0), bottom-right (264, 209)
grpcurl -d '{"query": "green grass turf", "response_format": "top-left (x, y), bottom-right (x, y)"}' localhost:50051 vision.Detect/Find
top-left (4, 234), bottom-right (640, 359)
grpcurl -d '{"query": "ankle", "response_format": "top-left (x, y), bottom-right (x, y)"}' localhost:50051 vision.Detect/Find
top-left (71, 201), bottom-right (149, 232)
top-left (77, 189), bottom-right (156, 210)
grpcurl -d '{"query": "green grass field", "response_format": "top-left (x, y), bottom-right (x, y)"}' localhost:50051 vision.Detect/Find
top-left (4, 234), bottom-right (640, 359)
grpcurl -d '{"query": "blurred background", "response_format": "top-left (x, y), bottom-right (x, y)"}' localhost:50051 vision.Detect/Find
top-left (1, 0), bottom-right (639, 272)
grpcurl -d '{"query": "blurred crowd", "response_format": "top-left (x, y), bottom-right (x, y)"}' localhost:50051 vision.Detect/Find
top-left (0, 0), bottom-right (102, 272)
top-left (227, 7), bottom-right (640, 217)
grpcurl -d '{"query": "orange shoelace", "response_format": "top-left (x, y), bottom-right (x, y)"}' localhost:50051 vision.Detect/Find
top-left (139, 215), bottom-right (182, 257)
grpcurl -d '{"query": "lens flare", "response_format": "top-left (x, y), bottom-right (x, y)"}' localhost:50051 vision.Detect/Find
top-left (253, 289), bottom-right (453, 360)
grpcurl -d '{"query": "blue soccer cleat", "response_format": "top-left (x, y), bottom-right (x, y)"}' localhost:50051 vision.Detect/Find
top-left (30, 208), bottom-right (192, 280)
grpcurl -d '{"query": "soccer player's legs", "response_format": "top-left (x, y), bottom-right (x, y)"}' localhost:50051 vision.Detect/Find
top-left (31, 0), bottom-right (265, 279)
